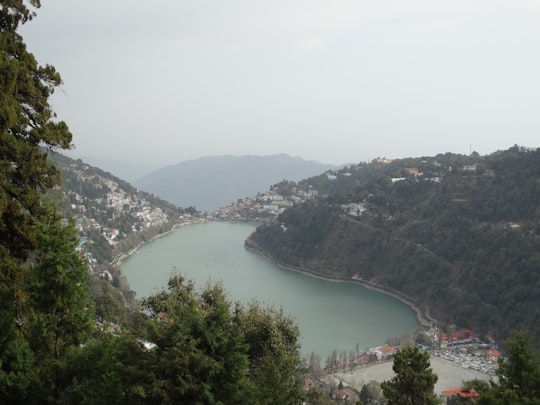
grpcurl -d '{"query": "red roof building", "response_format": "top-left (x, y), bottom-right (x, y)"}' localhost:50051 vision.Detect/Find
top-left (443, 388), bottom-right (479, 399)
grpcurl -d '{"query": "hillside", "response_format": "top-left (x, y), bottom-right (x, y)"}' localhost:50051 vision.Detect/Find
top-left (248, 146), bottom-right (540, 344)
top-left (134, 154), bottom-right (336, 212)
top-left (48, 152), bottom-right (202, 323)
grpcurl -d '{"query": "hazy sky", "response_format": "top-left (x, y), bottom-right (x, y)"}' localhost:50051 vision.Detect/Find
top-left (21, 0), bottom-right (540, 171)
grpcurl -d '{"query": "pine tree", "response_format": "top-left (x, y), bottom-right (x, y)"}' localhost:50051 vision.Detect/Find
top-left (25, 205), bottom-right (93, 397)
top-left (475, 331), bottom-right (540, 404)
top-left (1, 1), bottom-right (79, 400)
top-left (233, 301), bottom-right (305, 404)
top-left (381, 346), bottom-right (439, 405)
top-left (142, 276), bottom-right (253, 403)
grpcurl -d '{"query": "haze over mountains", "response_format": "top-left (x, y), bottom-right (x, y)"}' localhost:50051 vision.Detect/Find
top-left (63, 152), bottom-right (159, 183)
top-left (134, 154), bottom-right (337, 212)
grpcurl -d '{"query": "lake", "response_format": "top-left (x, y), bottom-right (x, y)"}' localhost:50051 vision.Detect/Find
top-left (121, 221), bottom-right (419, 358)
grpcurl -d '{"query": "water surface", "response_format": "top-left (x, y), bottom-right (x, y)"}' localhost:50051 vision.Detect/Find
top-left (122, 221), bottom-right (419, 357)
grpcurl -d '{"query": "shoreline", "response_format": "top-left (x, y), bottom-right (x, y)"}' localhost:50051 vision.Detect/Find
top-left (111, 219), bottom-right (205, 267)
top-left (244, 241), bottom-right (436, 329)
top-left (115, 219), bottom-right (436, 329)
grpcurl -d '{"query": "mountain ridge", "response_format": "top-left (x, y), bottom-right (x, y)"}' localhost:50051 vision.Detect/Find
top-left (134, 154), bottom-right (337, 212)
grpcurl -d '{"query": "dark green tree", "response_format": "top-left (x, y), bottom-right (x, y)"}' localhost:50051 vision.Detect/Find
top-left (1, 1), bottom-right (81, 400)
top-left (27, 206), bottom-right (93, 360)
top-left (142, 275), bottom-right (252, 403)
top-left (25, 205), bottom-right (93, 398)
top-left (496, 332), bottom-right (540, 399)
top-left (381, 346), bottom-right (438, 405)
top-left (58, 333), bottom-right (151, 404)
top-left (233, 301), bottom-right (305, 404)
top-left (474, 331), bottom-right (540, 404)
top-left (0, 0), bottom-right (72, 265)
top-left (360, 384), bottom-right (369, 404)
top-left (56, 275), bottom-right (307, 403)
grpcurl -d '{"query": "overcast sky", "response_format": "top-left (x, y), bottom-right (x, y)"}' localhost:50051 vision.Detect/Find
top-left (21, 0), bottom-right (540, 173)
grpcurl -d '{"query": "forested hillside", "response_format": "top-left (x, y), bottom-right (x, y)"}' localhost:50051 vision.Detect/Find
top-left (249, 146), bottom-right (540, 344)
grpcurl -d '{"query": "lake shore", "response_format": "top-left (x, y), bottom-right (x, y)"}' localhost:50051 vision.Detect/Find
top-left (244, 241), bottom-right (436, 329)
top-left (117, 219), bottom-right (435, 329)
top-left (112, 219), bottom-right (205, 267)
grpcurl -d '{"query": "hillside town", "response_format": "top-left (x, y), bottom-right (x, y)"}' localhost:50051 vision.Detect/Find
top-left (211, 188), bottom-right (313, 221)
top-left (57, 159), bottom-right (200, 273)
top-left (211, 178), bottom-right (367, 221)
top-left (210, 156), bottom-right (455, 222)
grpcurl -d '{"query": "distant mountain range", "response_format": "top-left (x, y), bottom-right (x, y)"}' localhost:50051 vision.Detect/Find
top-left (134, 154), bottom-right (337, 212)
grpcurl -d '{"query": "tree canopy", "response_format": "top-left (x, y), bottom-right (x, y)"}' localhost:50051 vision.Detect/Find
top-left (58, 275), bottom-right (305, 404)
top-left (381, 346), bottom-right (438, 405)
top-left (471, 331), bottom-right (540, 404)
top-left (1, 1), bottom-right (90, 400)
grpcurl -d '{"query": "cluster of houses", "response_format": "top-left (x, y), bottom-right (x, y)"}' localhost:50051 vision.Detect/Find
top-left (211, 188), bottom-right (318, 222)
top-left (210, 155), bottom-right (484, 222)
top-left (217, 151), bottom-right (505, 225)
top-left (212, 184), bottom-right (370, 222)
top-left (66, 164), bottom-right (179, 270)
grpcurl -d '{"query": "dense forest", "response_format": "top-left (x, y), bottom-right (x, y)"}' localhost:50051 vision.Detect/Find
top-left (249, 146), bottom-right (540, 344)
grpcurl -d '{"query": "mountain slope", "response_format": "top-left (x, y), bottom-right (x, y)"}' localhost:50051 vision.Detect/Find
top-left (50, 152), bottom-right (197, 266)
top-left (248, 147), bottom-right (540, 343)
top-left (134, 154), bottom-right (336, 212)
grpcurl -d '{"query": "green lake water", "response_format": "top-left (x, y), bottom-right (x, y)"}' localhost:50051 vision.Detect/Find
top-left (121, 221), bottom-right (419, 358)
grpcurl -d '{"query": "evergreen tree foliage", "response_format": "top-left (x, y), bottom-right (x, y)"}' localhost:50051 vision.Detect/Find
top-left (58, 333), bottom-right (152, 404)
top-left (474, 331), bottom-right (540, 404)
top-left (56, 275), bottom-right (306, 404)
top-left (1, 1), bottom-right (80, 401)
top-left (234, 301), bottom-right (305, 404)
top-left (360, 380), bottom-right (384, 404)
top-left (381, 347), bottom-right (438, 405)
top-left (27, 205), bottom-right (92, 360)
top-left (25, 205), bottom-right (93, 399)
top-left (1, 0), bottom-right (71, 264)
top-left (142, 276), bottom-right (253, 403)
